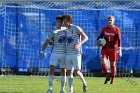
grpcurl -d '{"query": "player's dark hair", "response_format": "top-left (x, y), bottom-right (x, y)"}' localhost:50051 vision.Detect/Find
top-left (56, 15), bottom-right (63, 21)
top-left (62, 14), bottom-right (72, 23)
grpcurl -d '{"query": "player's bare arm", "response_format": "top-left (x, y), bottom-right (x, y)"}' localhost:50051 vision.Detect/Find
top-left (40, 39), bottom-right (50, 59)
top-left (75, 31), bottom-right (88, 49)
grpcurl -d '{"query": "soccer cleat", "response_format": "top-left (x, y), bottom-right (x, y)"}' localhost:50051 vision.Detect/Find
top-left (104, 77), bottom-right (110, 84)
top-left (83, 83), bottom-right (87, 92)
top-left (46, 89), bottom-right (53, 93)
top-left (60, 89), bottom-right (66, 93)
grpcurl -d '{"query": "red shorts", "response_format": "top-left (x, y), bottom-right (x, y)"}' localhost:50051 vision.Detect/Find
top-left (101, 49), bottom-right (118, 62)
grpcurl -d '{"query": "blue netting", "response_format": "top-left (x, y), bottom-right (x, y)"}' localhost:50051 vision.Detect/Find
top-left (0, 1), bottom-right (140, 72)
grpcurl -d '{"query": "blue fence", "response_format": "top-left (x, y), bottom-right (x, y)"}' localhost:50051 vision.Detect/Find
top-left (0, 2), bottom-right (140, 72)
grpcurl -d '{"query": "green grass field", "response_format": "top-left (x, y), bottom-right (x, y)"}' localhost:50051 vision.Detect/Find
top-left (0, 75), bottom-right (139, 93)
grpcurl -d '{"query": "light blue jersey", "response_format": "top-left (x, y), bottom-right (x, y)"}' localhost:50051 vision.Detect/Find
top-left (65, 24), bottom-right (83, 55)
top-left (48, 27), bottom-right (67, 54)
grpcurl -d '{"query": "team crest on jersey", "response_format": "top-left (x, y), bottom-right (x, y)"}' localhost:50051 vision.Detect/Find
top-left (58, 36), bottom-right (66, 43)
top-left (67, 36), bottom-right (74, 44)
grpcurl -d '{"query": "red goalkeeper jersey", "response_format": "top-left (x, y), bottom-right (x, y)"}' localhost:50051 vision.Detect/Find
top-left (97, 26), bottom-right (122, 51)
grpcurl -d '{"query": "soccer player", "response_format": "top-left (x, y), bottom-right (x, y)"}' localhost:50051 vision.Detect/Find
top-left (40, 15), bottom-right (67, 93)
top-left (96, 15), bottom-right (122, 84)
top-left (62, 14), bottom-right (88, 93)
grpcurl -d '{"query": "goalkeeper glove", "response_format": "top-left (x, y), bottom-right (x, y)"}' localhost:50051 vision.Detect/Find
top-left (118, 47), bottom-right (122, 57)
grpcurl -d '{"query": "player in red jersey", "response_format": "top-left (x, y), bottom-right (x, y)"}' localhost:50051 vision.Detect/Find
top-left (96, 16), bottom-right (122, 84)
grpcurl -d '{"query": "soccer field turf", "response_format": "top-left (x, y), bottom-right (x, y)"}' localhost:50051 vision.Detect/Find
top-left (0, 76), bottom-right (139, 93)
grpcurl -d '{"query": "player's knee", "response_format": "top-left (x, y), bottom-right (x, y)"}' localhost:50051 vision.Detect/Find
top-left (74, 70), bottom-right (80, 76)
top-left (67, 70), bottom-right (73, 76)
top-left (60, 68), bottom-right (66, 75)
top-left (49, 65), bottom-right (55, 75)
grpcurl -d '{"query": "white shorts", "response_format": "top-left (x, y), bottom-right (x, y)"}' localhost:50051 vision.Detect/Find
top-left (66, 54), bottom-right (81, 70)
top-left (49, 53), bottom-right (66, 68)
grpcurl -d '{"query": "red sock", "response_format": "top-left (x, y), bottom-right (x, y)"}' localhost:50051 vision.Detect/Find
top-left (111, 65), bottom-right (116, 77)
top-left (102, 64), bottom-right (109, 78)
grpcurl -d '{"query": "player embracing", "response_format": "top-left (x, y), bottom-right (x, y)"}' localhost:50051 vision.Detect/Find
top-left (96, 15), bottom-right (122, 84)
top-left (40, 15), bottom-right (67, 93)
top-left (62, 14), bottom-right (88, 93)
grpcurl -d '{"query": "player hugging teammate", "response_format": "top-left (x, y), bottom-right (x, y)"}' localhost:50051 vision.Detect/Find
top-left (40, 14), bottom-right (88, 93)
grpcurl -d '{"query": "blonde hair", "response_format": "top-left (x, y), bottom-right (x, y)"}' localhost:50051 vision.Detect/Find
top-left (108, 15), bottom-right (115, 20)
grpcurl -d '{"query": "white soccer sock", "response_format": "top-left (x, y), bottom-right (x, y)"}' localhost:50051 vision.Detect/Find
top-left (60, 75), bottom-right (66, 90)
top-left (48, 75), bottom-right (54, 89)
top-left (78, 72), bottom-right (86, 84)
top-left (68, 75), bottom-right (73, 92)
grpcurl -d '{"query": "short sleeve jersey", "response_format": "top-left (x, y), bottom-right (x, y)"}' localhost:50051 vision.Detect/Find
top-left (48, 27), bottom-right (67, 54)
top-left (65, 24), bottom-right (83, 54)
